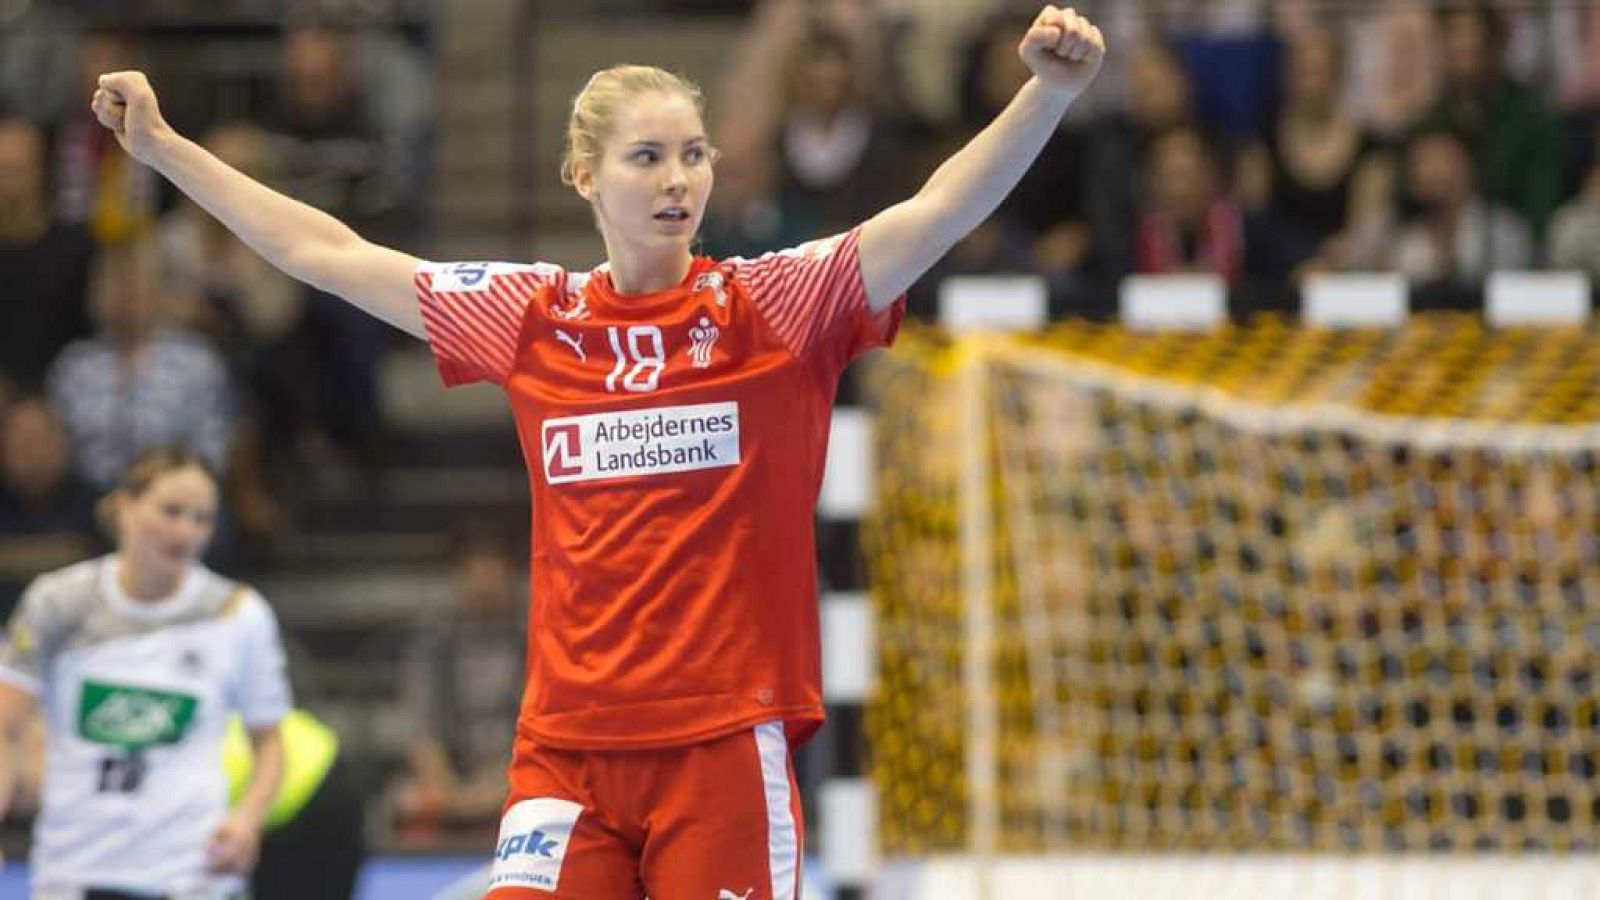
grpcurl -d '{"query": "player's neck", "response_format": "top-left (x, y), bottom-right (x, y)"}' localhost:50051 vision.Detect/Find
top-left (605, 245), bottom-right (694, 297)
top-left (116, 556), bottom-right (185, 602)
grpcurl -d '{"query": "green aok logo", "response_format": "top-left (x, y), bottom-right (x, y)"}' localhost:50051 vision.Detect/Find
top-left (77, 681), bottom-right (199, 749)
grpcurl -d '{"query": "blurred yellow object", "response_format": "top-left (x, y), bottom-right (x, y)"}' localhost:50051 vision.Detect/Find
top-left (223, 709), bottom-right (339, 831)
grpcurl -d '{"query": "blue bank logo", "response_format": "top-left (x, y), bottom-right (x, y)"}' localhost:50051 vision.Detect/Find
top-left (496, 829), bottom-right (560, 861)
top-left (451, 262), bottom-right (489, 287)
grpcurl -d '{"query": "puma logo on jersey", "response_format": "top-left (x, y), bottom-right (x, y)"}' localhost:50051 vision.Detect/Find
top-left (555, 329), bottom-right (586, 362)
top-left (718, 891), bottom-right (753, 900)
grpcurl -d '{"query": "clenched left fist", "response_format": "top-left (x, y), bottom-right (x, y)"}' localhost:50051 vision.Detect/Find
top-left (1018, 5), bottom-right (1107, 97)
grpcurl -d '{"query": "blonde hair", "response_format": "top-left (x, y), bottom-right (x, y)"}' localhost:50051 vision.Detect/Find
top-left (560, 65), bottom-right (708, 187)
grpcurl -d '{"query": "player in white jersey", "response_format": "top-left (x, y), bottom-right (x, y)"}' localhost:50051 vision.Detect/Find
top-left (0, 448), bottom-right (291, 900)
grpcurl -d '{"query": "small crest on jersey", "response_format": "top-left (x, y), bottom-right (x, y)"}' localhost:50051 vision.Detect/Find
top-left (694, 270), bottom-right (728, 307)
top-left (489, 798), bottom-right (583, 892)
top-left (178, 648), bottom-right (206, 675)
top-left (550, 294), bottom-right (591, 322)
top-left (687, 317), bottom-right (720, 369)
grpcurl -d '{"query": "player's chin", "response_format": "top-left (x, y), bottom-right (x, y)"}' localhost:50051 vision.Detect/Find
top-left (646, 223), bottom-right (701, 252)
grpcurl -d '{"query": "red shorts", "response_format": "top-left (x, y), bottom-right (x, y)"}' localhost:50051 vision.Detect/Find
top-left (485, 720), bottom-right (804, 900)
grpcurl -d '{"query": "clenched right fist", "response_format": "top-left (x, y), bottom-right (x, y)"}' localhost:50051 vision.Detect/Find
top-left (91, 70), bottom-right (174, 166)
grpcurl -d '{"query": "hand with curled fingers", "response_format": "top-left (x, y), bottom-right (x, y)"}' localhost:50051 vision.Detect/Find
top-left (90, 70), bottom-right (175, 167)
top-left (206, 809), bottom-right (263, 876)
top-left (1018, 5), bottom-right (1107, 97)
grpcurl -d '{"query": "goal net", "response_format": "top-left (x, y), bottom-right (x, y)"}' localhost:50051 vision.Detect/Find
top-left (864, 317), bottom-right (1600, 866)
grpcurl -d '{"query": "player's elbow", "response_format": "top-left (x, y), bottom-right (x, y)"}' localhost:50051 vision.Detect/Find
top-left (280, 235), bottom-right (364, 298)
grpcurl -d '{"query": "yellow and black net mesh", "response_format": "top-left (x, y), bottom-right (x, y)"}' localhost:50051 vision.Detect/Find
top-left (865, 316), bottom-right (1600, 854)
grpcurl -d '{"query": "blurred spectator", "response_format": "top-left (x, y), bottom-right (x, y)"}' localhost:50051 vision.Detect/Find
top-left (961, 13), bottom-right (1095, 301)
top-left (1412, 2), bottom-right (1565, 241)
top-left (1345, 0), bottom-right (1441, 141)
top-left (268, 22), bottom-right (430, 236)
top-left (1172, 32), bottom-right (1281, 141)
top-left (723, 0), bottom-right (896, 121)
top-left (707, 0), bottom-right (890, 256)
top-left (1548, 125), bottom-right (1600, 278)
top-left (775, 28), bottom-right (910, 236)
top-left (53, 30), bottom-right (159, 242)
top-left (1556, 6), bottom-right (1600, 114)
top-left (954, 10), bottom-right (1038, 133)
top-left (1238, 27), bottom-right (1394, 274)
top-left (266, 23), bottom-right (425, 478)
top-left (911, 12), bottom-right (1058, 307)
top-left (698, 127), bottom-right (799, 260)
top-left (45, 235), bottom-right (235, 493)
top-left (271, 24), bottom-right (384, 219)
top-left (1393, 126), bottom-right (1532, 287)
top-left (161, 124), bottom-right (302, 359)
top-left (0, 1), bottom-right (83, 124)
top-left (159, 124), bottom-right (307, 503)
top-left (1087, 42), bottom-right (1200, 282)
top-left (0, 398), bottom-right (98, 620)
top-left (392, 527), bottom-right (525, 847)
top-left (1135, 125), bottom-right (1254, 285)
top-left (0, 118), bottom-right (95, 393)
top-left (854, 0), bottom-right (992, 125)
top-left (1506, 3), bottom-right (1600, 115)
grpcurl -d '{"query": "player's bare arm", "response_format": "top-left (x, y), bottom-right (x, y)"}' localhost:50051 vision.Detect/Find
top-left (208, 723), bottom-right (283, 875)
top-left (91, 70), bottom-right (426, 339)
top-left (857, 5), bottom-right (1105, 312)
top-left (0, 682), bottom-right (36, 832)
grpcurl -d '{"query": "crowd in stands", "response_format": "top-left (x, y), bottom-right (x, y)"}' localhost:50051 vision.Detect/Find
top-left (0, 6), bottom-right (431, 570)
top-left (705, 0), bottom-right (1600, 317)
top-left (0, 1), bottom-right (441, 849)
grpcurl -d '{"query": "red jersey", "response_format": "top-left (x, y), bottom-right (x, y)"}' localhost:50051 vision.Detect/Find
top-left (415, 227), bottom-right (903, 751)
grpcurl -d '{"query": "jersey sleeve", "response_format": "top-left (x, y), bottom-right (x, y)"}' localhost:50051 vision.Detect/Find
top-left (732, 225), bottom-right (906, 367)
top-left (0, 576), bottom-right (65, 694)
top-left (229, 592), bottom-right (293, 730)
top-left (414, 261), bottom-right (566, 387)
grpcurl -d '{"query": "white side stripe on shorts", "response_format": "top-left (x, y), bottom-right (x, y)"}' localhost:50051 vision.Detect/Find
top-left (755, 721), bottom-right (799, 900)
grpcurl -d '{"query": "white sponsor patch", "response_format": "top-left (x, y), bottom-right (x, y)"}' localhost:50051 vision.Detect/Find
top-left (542, 402), bottom-right (740, 485)
top-left (489, 798), bottom-right (584, 893)
top-left (431, 262), bottom-right (497, 293)
top-left (430, 261), bottom-right (561, 294)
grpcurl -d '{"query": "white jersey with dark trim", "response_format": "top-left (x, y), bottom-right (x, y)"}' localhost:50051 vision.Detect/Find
top-left (0, 555), bottom-right (291, 896)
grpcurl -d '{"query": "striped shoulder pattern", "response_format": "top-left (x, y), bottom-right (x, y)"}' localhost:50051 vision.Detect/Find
top-left (415, 261), bottom-right (568, 386)
top-left (730, 228), bottom-right (868, 359)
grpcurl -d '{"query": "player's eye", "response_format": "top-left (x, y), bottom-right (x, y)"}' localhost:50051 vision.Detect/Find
top-left (684, 146), bottom-right (705, 165)
top-left (631, 148), bottom-right (659, 164)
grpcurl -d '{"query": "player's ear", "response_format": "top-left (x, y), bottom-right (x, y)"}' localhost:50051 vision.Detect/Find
top-left (572, 161), bottom-right (596, 202)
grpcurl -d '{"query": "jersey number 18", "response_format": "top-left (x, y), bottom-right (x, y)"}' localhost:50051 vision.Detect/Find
top-left (606, 326), bottom-right (665, 393)
top-left (97, 750), bottom-right (147, 793)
